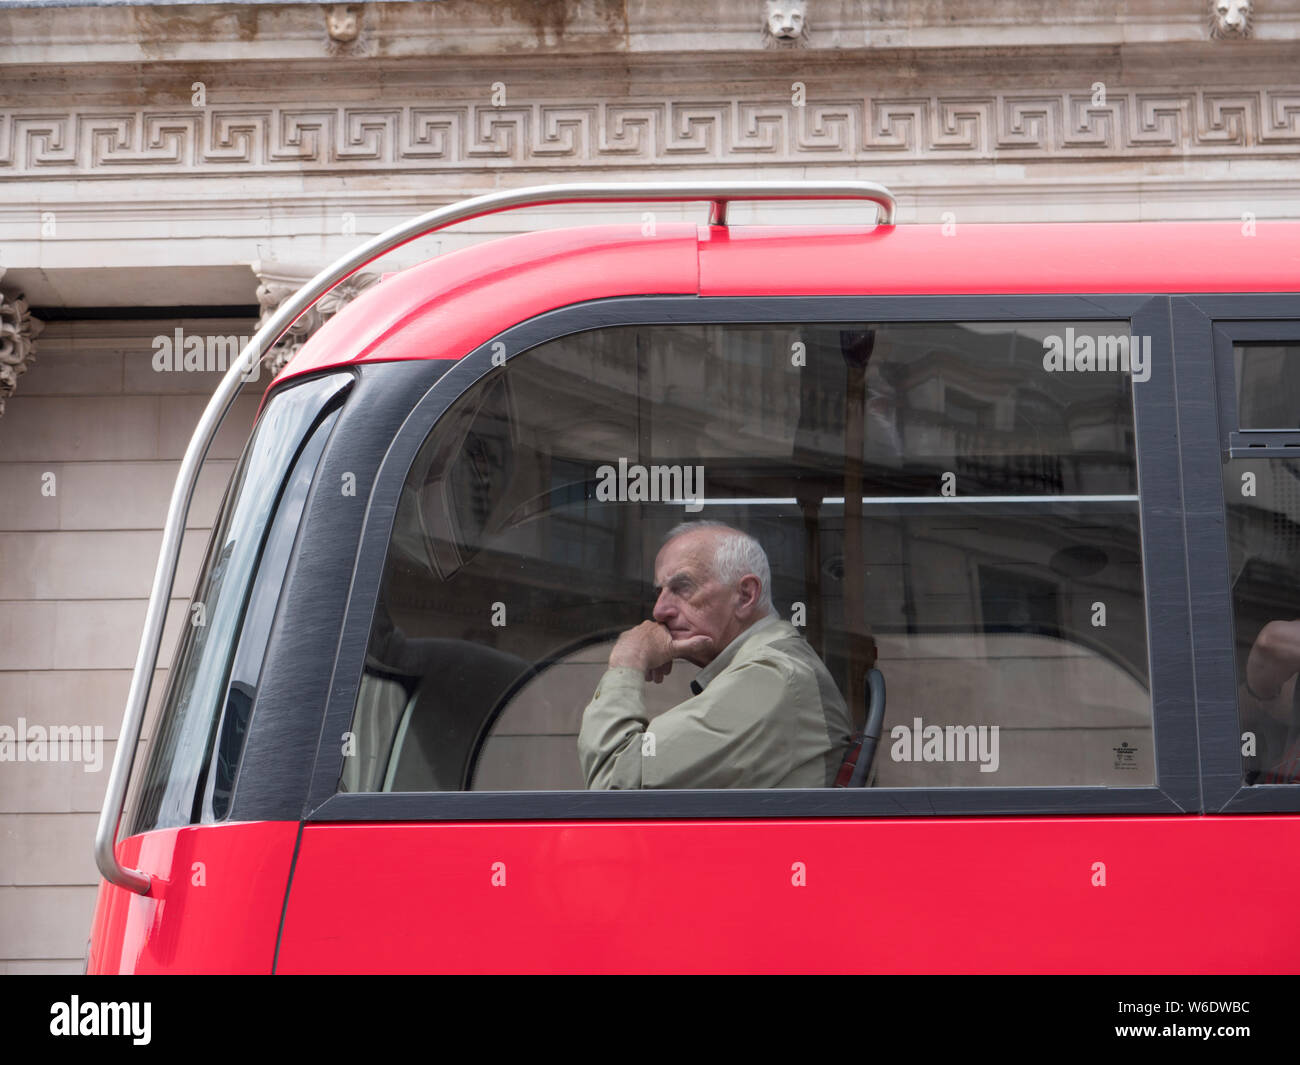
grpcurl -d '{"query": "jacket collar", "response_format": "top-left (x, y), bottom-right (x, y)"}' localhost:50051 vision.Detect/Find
top-left (689, 613), bottom-right (784, 695)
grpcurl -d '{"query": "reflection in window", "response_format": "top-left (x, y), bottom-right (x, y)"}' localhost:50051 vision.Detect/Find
top-left (344, 321), bottom-right (1153, 793)
top-left (1236, 343), bottom-right (1300, 430)
top-left (1224, 455), bottom-right (1300, 783)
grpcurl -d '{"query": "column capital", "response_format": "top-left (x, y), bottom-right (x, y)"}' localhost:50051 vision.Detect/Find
top-left (0, 269), bottom-right (46, 417)
top-left (251, 260), bottom-right (381, 378)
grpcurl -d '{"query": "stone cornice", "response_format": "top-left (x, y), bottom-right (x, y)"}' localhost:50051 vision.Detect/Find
top-left (1, 0), bottom-right (1299, 64)
top-left (5, 41), bottom-right (1300, 90)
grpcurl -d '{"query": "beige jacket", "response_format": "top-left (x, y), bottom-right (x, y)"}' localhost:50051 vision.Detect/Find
top-left (578, 615), bottom-right (853, 789)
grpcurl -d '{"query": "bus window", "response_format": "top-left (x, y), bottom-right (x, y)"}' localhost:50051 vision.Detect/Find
top-left (1235, 342), bottom-right (1300, 430)
top-left (343, 320), bottom-right (1152, 792)
top-left (128, 373), bottom-right (351, 833)
top-left (1224, 341), bottom-right (1300, 784)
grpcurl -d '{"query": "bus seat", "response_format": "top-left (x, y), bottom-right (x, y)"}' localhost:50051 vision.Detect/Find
top-left (834, 667), bottom-right (887, 787)
top-left (390, 639), bottom-right (533, 791)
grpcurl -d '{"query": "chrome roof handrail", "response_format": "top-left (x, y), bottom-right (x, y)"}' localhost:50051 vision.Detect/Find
top-left (95, 179), bottom-right (896, 894)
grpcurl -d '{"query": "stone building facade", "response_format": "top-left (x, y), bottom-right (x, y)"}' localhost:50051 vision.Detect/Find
top-left (1, 0), bottom-right (1298, 971)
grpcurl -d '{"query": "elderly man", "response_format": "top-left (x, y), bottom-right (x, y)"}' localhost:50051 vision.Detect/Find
top-left (578, 521), bottom-right (852, 789)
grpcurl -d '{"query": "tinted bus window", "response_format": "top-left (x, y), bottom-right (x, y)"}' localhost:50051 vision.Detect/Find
top-left (1223, 340), bottom-right (1300, 784)
top-left (128, 373), bottom-right (351, 834)
top-left (1235, 343), bottom-right (1300, 430)
top-left (344, 321), bottom-right (1152, 793)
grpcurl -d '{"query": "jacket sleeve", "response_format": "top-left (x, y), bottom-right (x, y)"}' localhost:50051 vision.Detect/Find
top-left (577, 667), bottom-right (651, 789)
top-left (577, 655), bottom-right (800, 789)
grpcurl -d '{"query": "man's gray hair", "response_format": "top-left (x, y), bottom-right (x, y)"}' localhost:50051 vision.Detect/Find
top-left (663, 520), bottom-right (774, 615)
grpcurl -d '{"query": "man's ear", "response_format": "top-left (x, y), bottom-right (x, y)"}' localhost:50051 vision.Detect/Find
top-left (735, 574), bottom-right (762, 617)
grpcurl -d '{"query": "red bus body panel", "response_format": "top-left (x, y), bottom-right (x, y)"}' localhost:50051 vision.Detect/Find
top-left (277, 223), bottom-right (700, 385)
top-left (696, 221), bottom-right (1300, 296)
top-left (275, 219), bottom-right (1300, 389)
top-left (87, 822), bottom-right (298, 974)
top-left (277, 818), bottom-right (1300, 974)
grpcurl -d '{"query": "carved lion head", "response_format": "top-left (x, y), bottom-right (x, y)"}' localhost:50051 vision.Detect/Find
top-left (1210, 0), bottom-right (1254, 39)
top-left (326, 4), bottom-right (361, 44)
top-left (762, 0), bottom-right (810, 49)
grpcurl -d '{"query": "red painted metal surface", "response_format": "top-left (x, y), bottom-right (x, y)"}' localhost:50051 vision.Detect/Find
top-left (273, 219), bottom-right (1300, 389)
top-left (697, 220), bottom-right (1300, 296)
top-left (274, 223), bottom-right (700, 386)
top-left (275, 818), bottom-right (1300, 974)
top-left (87, 822), bottom-right (298, 974)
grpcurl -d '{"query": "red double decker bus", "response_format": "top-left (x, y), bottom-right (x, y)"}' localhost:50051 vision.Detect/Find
top-left (88, 183), bottom-right (1300, 973)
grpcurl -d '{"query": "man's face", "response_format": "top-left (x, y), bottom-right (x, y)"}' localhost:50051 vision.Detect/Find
top-left (652, 531), bottom-right (746, 666)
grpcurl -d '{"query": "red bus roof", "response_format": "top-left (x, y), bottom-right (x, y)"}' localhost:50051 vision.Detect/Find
top-left (275, 220), bottom-right (1300, 387)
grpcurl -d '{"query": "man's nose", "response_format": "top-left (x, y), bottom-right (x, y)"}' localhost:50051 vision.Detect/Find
top-left (652, 591), bottom-right (674, 622)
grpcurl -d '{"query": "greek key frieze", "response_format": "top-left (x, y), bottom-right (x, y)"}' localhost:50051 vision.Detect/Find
top-left (1, 91), bottom-right (1298, 175)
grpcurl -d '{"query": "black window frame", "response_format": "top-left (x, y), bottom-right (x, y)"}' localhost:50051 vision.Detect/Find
top-left (224, 359), bottom-right (453, 824)
top-left (1175, 296), bottom-right (1300, 813)
top-left (299, 293), bottom-right (1202, 821)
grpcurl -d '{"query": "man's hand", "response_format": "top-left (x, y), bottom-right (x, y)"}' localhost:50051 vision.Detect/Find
top-left (608, 621), bottom-right (713, 682)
